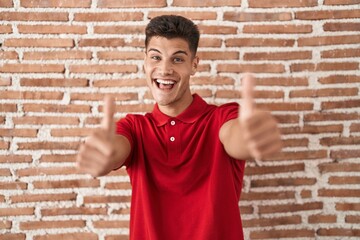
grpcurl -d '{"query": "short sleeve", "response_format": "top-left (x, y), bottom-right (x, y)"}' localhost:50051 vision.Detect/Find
top-left (116, 115), bottom-right (135, 167)
top-left (215, 102), bottom-right (239, 125)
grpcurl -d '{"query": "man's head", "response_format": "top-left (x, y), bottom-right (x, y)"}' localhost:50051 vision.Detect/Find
top-left (145, 15), bottom-right (200, 57)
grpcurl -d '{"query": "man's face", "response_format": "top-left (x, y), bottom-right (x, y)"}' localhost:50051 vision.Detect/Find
top-left (144, 36), bottom-right (198, 112)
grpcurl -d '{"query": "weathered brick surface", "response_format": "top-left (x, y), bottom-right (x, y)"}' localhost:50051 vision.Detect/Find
top-left (0, 0), bottom-right (359, 239)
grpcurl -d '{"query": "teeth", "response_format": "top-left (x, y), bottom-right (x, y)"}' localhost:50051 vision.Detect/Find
top-left (156, 79), bottom-right (175, 85)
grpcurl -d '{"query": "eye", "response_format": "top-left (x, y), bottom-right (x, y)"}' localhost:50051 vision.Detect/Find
top-left (173, 57), bottom-right (184, 63)
top-left (150, 55), bottom-right (161, 61)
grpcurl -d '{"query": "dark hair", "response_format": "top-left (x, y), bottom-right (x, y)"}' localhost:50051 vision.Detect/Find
top-left (145, 15), bottom-right (200, 56)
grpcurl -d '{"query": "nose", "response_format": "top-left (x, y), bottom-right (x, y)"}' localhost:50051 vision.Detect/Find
top-left (159, 60), bottom-right (173, 75)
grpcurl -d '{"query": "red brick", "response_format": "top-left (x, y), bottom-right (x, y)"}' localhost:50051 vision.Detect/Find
top-left (17, 141), bottom-right (80, 150)
top-left (318, 188), bottom-right (360, 197)
top-left (0, 24), bottom-right (12, 33)
top-left (41, 207), bottom-right (107, 216)
top-left (148, 11), bottom-right (217, 20)
top-left (69, 64), bottom-right (137, 74)
top-left (244, 24), bottom-right (312, 34)
top-left (320, 136), bottom-right (360, 146)
top-left (93, 220), bottom-right (129, 228)
top-left (13, 116), bottom-right (79, 125)
top-left (4, 38), bottom-right (74, 47)
top-left (74, 12), bottom-right (143, 21)
top-left (324, 22), bottom-right (360, 32)
top-left (115, 104), bottom-right (153, 113)
top-left (0, 104), bottom-right (17, 112)
top-left (16, 167), bottom-right (77, 177)
top-left (0, 77), bottom-right (11, 86)
top-left (199, 38), bottom-right (222, 47)
top-left (98, 51), bottom-right (143, 60)
top-left (336, 202), bottom-right (360, 211)
top-left (351, 123), bottom-right (360, 132)
top-left (241, 191), bottom-right (295, 201)
top-left (329, 176), bottom-right (360, 185)
top-left (20, 220), bottom-right (85, 230)
top-left (0, 207), bottom-right (34, 216)
top-left (0, 0), bottom-right (13, 7)
top-left (290, 88), bottom-right (358, 98)
top-left (331, 149), bottom-right (360, 159)
top-left (226, 38), bottom-right (295, 47)
top-left (105, 182), bottom-right (132, 190)
top-left (0, 220), bottom-right (11, 229)
top-left (0, 155), bottom-right (32, 163)
top-left (318, 75), bottom-right (360, 84)
top-left (296, 9), bottom-right (360, 20)
top-left (33, 179), bottom-right (99, 189)
top-left (0, 141), bottom-right (9, 150)
top-left (199, 25), bottom-right (237, 34)
top-left (78, 38), bottom-right (125, 47)
top-left (0, 91), bottom-right (63, 100)
top-left (0, 12), bottom-right (68, 21)
top-left (21, 78), bottom-right (89, 87)
top-left (105, 235), bottom-right (129, 240)
top-left (281, 138), bottom-right (309, 147)
top-left (198, 51), bottom-right (239, 60)
top-left (244, 51), bottom-right (312, 61)
top-left (224, 11), bottom-right (292, 22)
top-left (267, 150), bottom-right (327, 161)
top-left (317, 228), bottom-right (360, 237)
top-left (243, 215), bottom-right (301, 228)
top-left (319, 163), bottom-right (360, 173)
top-left (34, 233), bottom-right (98, 240)
top-left (191, 76), bottom-right (234, 86)
top-left (50, 128), bottom-right (95, 137)
top-left (321, 48), bottom-right (360, 58)
top-left (11, 193), bottom-right (76, 203)
top-left (94, 25), bottom-right (145, 34)
top-left (93, 78), bottom-right (146, 88)
top-left (259, 202), bottom-right (323, 214)
top-left (257, 102), bottom-right (313, 111)
top-left (98, 0), bottom-right (166, 8)
top-left (322, 99), bottom-right (360, 110)
top-left (0, 234), bottom-right (26, 240)
top-left (305, 112), bottom-right (359, 122)
top-left (281, 124), bottom-right (343, 135)
top-left (324, 0), bottom-right (360, 4)
top-left (0, 169), bottom-right (11, 176)
top-left (249, 0), bottom-right (317, 7)
top-left (83, 195), bottom-right (131, 204)
top-left (217, 63), bottom-right (285, 73)
top-left (291, 62), bottom-right (358, 72)
top-left (173, 0), bottom-right (240, 6)
top-left (256, 77), bottom-right (308, 86)
top-left (308, 214), bottom-right (337, 223)
top-left (0, 64), bottom-right (65, 73)
top-left (346, 215), bottom-right (360, 223)
top-left (298, 35), bottom-right (360, 46)
top-left (251, 177), bottom-right (316, 188)
top-left (250, 229), bottom-right (315, 239)
top-left (40, 154), bottom-right (76, 163)
top-left (0, 129), bottom-right (37, 138)
top-left (301, 190), bottom-right (312, 198)
top-left (20, 0), bottom-right (91, 7)
top-left (18, 24), bottom-right (87, 34)
top-left (215, 89), bottom-right (283, 99)
top-left (23, 103), bottom-right (90, 113)
top-left (0, 51), bottom-right (18, 60)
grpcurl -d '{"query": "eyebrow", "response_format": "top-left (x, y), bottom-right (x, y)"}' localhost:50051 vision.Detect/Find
top-left (147, 48), bottom-right (188, 56)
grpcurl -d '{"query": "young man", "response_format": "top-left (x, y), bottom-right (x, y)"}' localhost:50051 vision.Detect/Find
top-left (77, 15), bottom-right (282, 240)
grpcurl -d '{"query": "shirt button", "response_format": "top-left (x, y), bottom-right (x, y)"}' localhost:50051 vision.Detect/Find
top-left (170, 120), bottom-right (176, 126)
top-left (170, 136), bottom-right (175, 142)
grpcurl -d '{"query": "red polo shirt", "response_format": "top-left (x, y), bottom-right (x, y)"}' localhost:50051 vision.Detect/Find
top-left (117, 94), bottom-right (246, 240)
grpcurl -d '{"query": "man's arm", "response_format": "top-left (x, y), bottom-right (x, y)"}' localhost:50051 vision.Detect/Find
top-left (219, 74), bottom-right (282, 161)
top-left (76, 96), bottom-right (131, 177)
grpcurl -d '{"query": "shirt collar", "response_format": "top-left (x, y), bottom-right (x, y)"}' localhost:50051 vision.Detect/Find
top-left (150, 94), bottom-right (208, 126)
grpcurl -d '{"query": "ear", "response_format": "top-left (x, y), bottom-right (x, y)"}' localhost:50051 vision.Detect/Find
top-left (191, 56), bottom-right (199, 75)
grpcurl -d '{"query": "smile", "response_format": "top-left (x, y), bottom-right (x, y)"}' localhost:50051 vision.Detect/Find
top-left (154, 79), bottom-right (176, 90)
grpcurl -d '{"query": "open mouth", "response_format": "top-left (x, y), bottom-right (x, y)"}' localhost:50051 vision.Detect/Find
top-left (155, 79), bottom-right (176, 90)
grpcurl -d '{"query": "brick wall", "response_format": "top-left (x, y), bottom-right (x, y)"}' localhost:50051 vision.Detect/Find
top-left (0, 0), bottom-right (359, 239)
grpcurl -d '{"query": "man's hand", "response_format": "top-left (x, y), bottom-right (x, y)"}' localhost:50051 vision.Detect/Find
top-left (239, 73), bottom-right (282, 160)
top-left (220, 73), bottom-right (282, 161)
top-left (76, 96), bottom-right (130, 177)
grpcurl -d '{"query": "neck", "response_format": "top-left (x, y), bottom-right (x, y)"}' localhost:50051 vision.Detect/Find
top-left (158, 94), bottom-right (194, 117)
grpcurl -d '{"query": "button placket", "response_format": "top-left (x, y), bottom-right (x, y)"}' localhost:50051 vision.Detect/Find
top-left (167, 119), bottom-right (180, 162)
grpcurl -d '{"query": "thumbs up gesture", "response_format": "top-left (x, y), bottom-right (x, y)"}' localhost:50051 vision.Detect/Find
top-left (76, 96), bottom-right (130, 177)
top-left (239, 74), bottom-right (282, 160)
